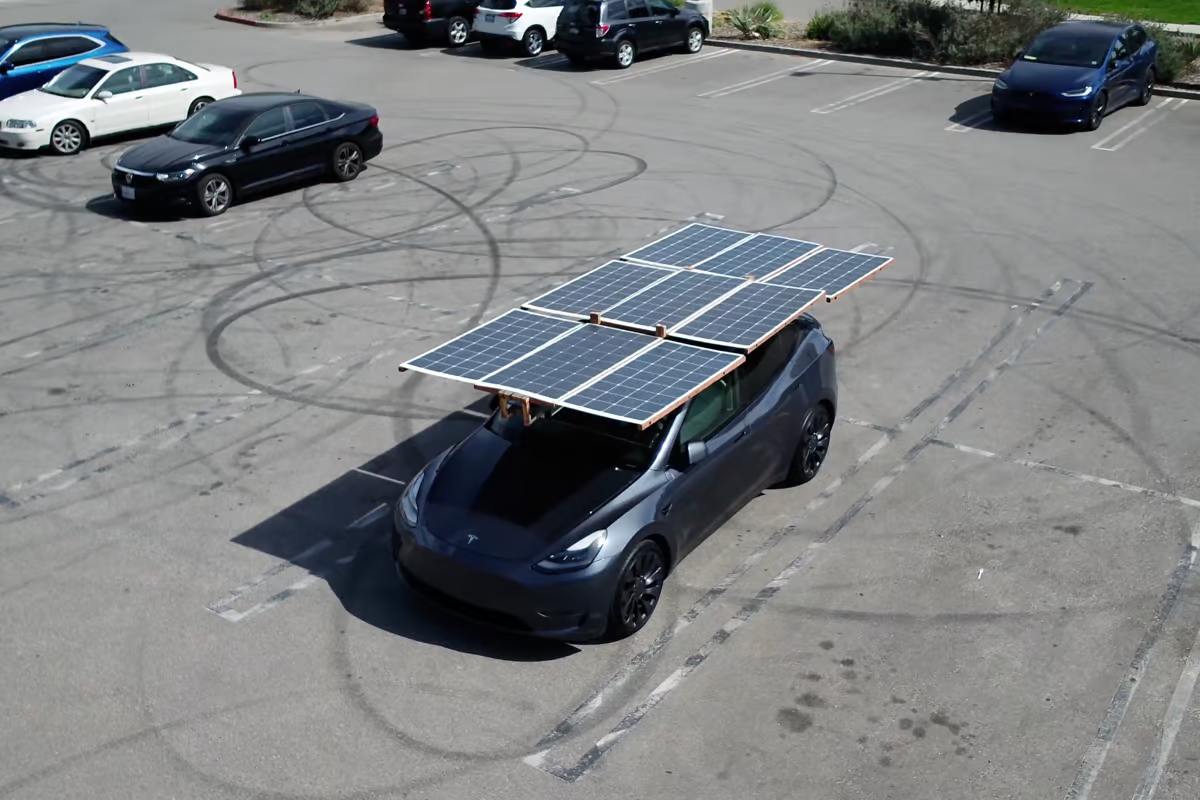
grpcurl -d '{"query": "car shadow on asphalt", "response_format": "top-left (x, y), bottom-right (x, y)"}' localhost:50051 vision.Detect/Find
top-left (949, 93), bottom-right (1076, 135)
top-left (226, 397), bottom-right (580, 662)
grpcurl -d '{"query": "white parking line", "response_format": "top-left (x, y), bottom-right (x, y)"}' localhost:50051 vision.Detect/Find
top-left (591, 48), bottom-right (730, 85)
top-left (1092, 97), bottom-right (1187, 152)
top-left (812, 70), bottom-right (939, 114)
top-left (946, 109), bottom-right (992, 132)
top-left (697, 58), bottom-right (833, 98)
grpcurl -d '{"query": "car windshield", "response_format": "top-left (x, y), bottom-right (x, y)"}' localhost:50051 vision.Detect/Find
top-left (39, 64), bottom-right (106, 98)
top-left (486, 405), bottom-right (672, 470)
top-left (1022, 30), bottom-right (1113, 67)
top-left (169, 105), bottom-right (252, 146)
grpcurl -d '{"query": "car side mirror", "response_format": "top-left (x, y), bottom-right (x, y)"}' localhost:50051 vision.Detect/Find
top-left (241, 135), bottom-right (261, 149)
top-left (669, 6), bottom-right (679, 14)
top-left (686, 441), bottom-right (708, 467)
top-left (0, 61), bottom-right (12, 75)
top-left (95, 90), bottom-right (113, 101)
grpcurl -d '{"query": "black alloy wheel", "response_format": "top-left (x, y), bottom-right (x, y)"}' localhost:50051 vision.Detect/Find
top-left (522, 27), bottom-right (545, 57)
top-left (1135, 68), bottom-right (1154, 106)
top-left (332, 141), bottom-right (364, 182)
top-left (188, 96), bottom-right (214, 116)
top-left (196, 173), bottom-right (233, 217)
top-left (787, 404), bottom-right (833, 485)
top-left (1086, 90), bottom-right (1107, 131)
top-left (608, 540), bottom-right (666, 638)
top-left (447, 16), bottom-right (470, 47)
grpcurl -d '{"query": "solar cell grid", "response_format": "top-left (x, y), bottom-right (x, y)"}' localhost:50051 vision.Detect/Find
top-left (692, 234), bottom-right (821, 278)
top-left (624, 223), bottom-right (751, 267)
top-left (401, 309), bottom-right (578, 382)
top-left (603, 271), bottom-right (745, 330)
top-left (524, 261), bottom-right (673, 318)
top-left (765, 248), bottom-right (891, 297)
top-left (562, 341), bottom-right (743, 425)
top-left (674, 284), bottom-right (824, 349)
top-left (478, 324), bottom-right (653, 402)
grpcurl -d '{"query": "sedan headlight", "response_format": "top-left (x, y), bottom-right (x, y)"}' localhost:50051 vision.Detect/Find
top-left (5, 119), bottom-right (37, 129)
top-left (1061, 85), bottom-right (1095, 98)
top-left (398, 470), bottom-right (425, 528)
top-left (993, 77), bottom-right (1009, 91)
top-left (534, 530), bottom-right (607, 573)
top-left (156, 168), bottom-right (196, 182)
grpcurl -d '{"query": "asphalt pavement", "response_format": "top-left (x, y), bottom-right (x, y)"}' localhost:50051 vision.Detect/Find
top-left (2, 1), bottom-right (1200, 799)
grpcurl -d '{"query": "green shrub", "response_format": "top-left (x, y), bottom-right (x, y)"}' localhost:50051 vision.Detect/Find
top-left (1144, 25), bottom-right (1200, 83)
top-left (295, 0), bottom-right (343, 16)
top-left (729, 1), bottom-right (785, 39)
top-left (240, 0), bottom-right (367, 17)
top-left (805, 10), bottom-right (839, 40)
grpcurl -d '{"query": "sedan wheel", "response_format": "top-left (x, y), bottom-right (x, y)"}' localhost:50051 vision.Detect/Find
top-left (447, 16), bottom-right (470, 47)
top-left (332, 141), bottom-right (364, 182)
top-left (685, 26), bottom-right (704, 54)
top-left (615, 40), bottom-right (635, 69)
top-left (785, 404), bottom-right (833, 486)
top-left (608, 540), bottom-right (665, 638)
top-left (522, 27), bottom-right (544, 57)
top-left (196, 173), bottom-right (233, 217)
top-left (188, 96), bottom-right (214, 116)
top-left (49, 120), bottom-right (86, 155)
top-left (1086, 91), bottom-right (1107, 131)
top-left (1135, 69), bottom-right (1154, 106)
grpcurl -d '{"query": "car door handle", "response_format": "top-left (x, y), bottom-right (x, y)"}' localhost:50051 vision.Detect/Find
top-left (737, 429), bottom-right (749, 440)
top-left (660, 503), bottom-right (672, 517)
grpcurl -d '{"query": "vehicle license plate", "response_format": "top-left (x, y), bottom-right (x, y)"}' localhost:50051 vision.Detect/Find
top-left (119, 186), bottom-right (135, 200)
top-left (569, 25), bottom-right (578, 33)
top-left (486, 13), bottom-right (495, 21)
top-left (397, 6), bottom-right (406, 13)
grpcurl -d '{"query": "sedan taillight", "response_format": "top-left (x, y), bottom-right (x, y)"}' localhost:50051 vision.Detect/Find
top-left (369, 114), bottom-right (379, 128)
top-left (232, 70), bottom-right (238, 89)
top-left (497, 11), bottom-right (522, 19)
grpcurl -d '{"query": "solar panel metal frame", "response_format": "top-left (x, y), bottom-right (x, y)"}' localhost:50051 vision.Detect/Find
top-left (621, 222), bottom-right (754, 268)
top-left (398, 308), bottom-right (580, 385)
top-left (689, 233), bottom-right (823, 279)
top-left (522, 260), bottom-right (677, 320)
top-left (761, 247), bottom-right (894, 301)
top-left (670, 283), bottom-right (826, 351)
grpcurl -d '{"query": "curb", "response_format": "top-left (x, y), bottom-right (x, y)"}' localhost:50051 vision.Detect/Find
top-left (708, 38), bottom-right (1200, 100)
top-left (214, 9), bottom-right (380, 29)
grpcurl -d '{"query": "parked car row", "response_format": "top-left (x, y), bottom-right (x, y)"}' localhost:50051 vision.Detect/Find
top-left (383, 0), bottom-right (711, 68)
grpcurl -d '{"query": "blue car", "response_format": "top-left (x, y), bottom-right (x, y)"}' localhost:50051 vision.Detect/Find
top-left (0, 23), bottom-right (128, 100)
top-left (991, 21), bottom-right (1157, 131)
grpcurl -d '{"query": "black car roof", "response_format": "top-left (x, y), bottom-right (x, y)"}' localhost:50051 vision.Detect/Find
top-left (213, 92), bottom-right (327, 111)
top-left (0, 22), bottom-right (109, 37)
top-left (1043, 20), bottom-right (1129, 38)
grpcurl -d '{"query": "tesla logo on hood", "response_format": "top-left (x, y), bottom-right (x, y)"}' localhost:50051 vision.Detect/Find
top-left (465, 533), bottom-right (479, 545)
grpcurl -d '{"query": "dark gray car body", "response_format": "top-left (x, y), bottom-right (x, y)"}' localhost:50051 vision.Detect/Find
top-left (392, 316), bottom-right (837, 640)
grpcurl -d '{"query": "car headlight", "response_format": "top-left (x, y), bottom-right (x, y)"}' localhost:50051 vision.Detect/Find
top-left (156, 168), bottom-right (196, 182)
top-left (534, 530), bottom-right (607, 573)
top-left (1061, 85), bottom-right (1094, 98)
top-left (6, 119), bottom-right (37, 129)
top-left (993, 77), bottom-right (1009, 91)
top-left (397, 469), bottom-right (425, 528)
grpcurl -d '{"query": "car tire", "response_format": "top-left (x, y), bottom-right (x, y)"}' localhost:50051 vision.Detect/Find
top-left (49, 120), bottom-right (88, 156)
top-left (682, 24), bottom-right (704, 54)
top-left (1085, 90), bottom-right (1107, 131)
top-left (989, 100), bottom-right (1008, 127)
top-left (447, 16), bottom-right (470, 47)
top-left (606, 539), bottom-right (667, 639)
top-left (331, 140), bottom-right (364, 182)
top-left (522, 26), bottom-right (546, 57)
top-left (1135, 68), bottom-right (1154, 106)
top-left (783, 403), bottom-right (833, 486)
top-left (614, 39), bottom-right (636, 69)
top-left (187, 96), bottom-right (214, 116)
top-left (195, 172), bottom-right (233, 217)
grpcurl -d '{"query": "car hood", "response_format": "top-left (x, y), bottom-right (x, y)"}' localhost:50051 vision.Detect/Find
top-left (1004, 60), bottom-right (1100, 93)
top-left (0, 89), bottom-right (81, 122)
top-left (423, 426), bottom-right (641, 561)
top-left (117, 135), bottom-right (227, 172)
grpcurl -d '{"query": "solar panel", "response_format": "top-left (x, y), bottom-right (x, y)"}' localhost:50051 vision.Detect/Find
top-left (764, 248), bottom-right (892, 299)
top-left (400, 309), bottom-right (578, 382)
top-left (623, 223), bottom-right (752, 268)
top-left (477, 324), bottom-right (654, 403)
top-left (692, 234), bottom-right (821, 278)
top-left (523, 261), bottom-right (674, 319)
top-left (673, 284), bottom-right (825, 349)
top-left (602, 271), bottom-right (745, 330)
top-left (560, 341), bottom-right (744, 426)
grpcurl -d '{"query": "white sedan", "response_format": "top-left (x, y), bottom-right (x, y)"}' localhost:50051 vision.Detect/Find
top-left (0, 52), bottom-right (240, 155)
top-left (476, 0), bottom-right (565, 57)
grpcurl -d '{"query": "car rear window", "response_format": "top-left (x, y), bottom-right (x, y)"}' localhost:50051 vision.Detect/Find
top-left (481, 0), bottom-right (518, 8)
top-left (562, 0), bottom-right (602, 25)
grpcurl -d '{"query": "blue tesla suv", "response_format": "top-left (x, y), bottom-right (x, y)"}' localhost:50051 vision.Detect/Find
top-left (991, 21), bottom-right (1158, 131)
top-left (0, 23), bottom-right (128, 100)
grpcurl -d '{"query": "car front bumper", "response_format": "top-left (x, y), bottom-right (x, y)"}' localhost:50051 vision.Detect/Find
top-left (393, 514), bottom-right (617, 640)
top-left (0, 128), bottom-right (51, 150)
top-left (992, 89), bottom-right (1092, 124)
top-left (110, 169), bottom-right (194, 205)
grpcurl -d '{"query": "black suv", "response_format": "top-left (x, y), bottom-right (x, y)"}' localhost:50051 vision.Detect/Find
top-left (384, 0), bottom-right (480, 47)
top-left (555, 0), bottom-right (707, 69)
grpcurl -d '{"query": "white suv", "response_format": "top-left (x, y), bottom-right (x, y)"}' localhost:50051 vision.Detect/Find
top-left (475, 0), bottom-right (565, 57)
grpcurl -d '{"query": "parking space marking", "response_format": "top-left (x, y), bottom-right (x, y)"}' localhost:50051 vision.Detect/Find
top-left (946, 109), bottom-right (992, 133)
top-left (590, 48), bottom-right (730, 85)
top-left (353, 467), bottom-right (407, 487)
top-left (812, 70), bottom-right (940, 114)
top-left (697, 58), bottom-right (833, 98)
top-left (348, 502), bottom-right (391, 529)
top-left (1092, 97), bottom-right (1188, 152)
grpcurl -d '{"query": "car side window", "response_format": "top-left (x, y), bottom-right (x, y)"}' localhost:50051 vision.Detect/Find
top-left (647, 0), bottom-right (675, 15)
top-left (1113, 34), bottom-right (1130, 60)
top-left (528, 0), bottom-right (562, 7)
top-left (8, 40), bottom-right (49, 67)
top-left (625, 0), bottom-right (650, 19)
top-left (737, 324), bottom-right (799, 407)
top-left (1126, 27), bottom-right (1146, 51)
top-left (142, 63), bottom-right (196, 88)
top-left (287, 101), bottom-right (328, 130)
top-left (603, 0), bottom-right (627, 21)
top-left (98, 66), bottom-right (143, 95)
top-left (678, 375), bottom-right (739, 446)
top-left (43, 36), bottom-right (99, 60)
top-left (243, 107), bottom-right (289, 140)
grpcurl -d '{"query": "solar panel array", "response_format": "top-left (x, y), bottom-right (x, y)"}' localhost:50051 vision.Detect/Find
top-left (400, 223), bottom-right (893, 427)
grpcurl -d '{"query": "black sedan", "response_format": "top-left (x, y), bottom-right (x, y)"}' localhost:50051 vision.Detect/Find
top-left (393, 317), bottom-right (837, 641)
top-left (111, 92), bottom-right (383, 216)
